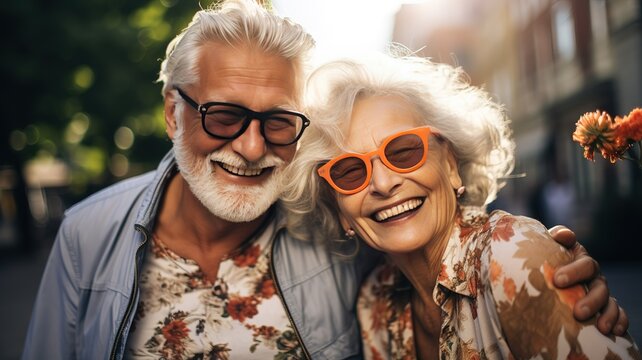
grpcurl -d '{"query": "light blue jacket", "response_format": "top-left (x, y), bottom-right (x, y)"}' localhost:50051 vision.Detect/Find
top-left (22, 150), bottom-right (378, 360)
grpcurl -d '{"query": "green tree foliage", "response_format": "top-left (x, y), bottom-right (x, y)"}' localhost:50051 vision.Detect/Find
top-left (1, 0), bottom-right (218, 196)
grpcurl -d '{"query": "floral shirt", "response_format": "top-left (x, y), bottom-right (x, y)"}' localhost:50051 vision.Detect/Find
top-left (125, 219), bottom-right (302, 359)
top-left (358, 210), bottom-right (640, 359)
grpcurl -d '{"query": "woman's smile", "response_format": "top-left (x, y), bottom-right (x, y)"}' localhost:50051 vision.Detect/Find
top-left (371, 197), bottom-right (425, 222)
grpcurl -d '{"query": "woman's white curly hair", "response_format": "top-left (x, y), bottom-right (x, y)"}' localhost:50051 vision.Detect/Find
top-left (282, 49), bottom-right (515, 242)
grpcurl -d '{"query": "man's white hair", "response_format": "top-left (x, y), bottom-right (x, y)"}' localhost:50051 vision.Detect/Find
top-left (158, 0), bottom-right (315, 104)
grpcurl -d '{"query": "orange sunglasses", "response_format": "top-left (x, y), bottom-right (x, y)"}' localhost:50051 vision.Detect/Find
top-left (317, 126), bottom-right (436, 195)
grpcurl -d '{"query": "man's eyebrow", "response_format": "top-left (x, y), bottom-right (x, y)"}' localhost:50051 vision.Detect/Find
top-left (251, 102), bottom-right (304, 113)
top-left (270, 105), bottom-right (303, 112)
top-left (200, 99), bottom-right (298, 111)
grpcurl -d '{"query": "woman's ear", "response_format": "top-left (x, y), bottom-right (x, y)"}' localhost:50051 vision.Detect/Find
top-left (445, 149), bottom-right (463, 190)
top-left (338, 211), bottom-right (352, 235)
top-left (164, 91), bottom-right (178, 140)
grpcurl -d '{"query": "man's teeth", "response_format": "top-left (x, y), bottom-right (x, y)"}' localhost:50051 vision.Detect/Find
top-left (374, 199), bottom-right (424, 222)
top-left (220, 163), bottom-right (263, 176)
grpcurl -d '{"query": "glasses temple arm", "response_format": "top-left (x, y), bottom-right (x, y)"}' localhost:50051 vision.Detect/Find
top-left (174, 87), bottom-right (201, 111)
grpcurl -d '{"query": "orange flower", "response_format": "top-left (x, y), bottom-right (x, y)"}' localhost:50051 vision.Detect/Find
top-left (161, 318), bottom-right (190, 346)
top-left (455, 264), bottom-right (466, 281)
top-left (232, 244), bottom-right (261, 267)
top-left (572, 110), bottom-right (627, 162)
top-left (253, 325), bottom-right (279, 339)
top-left (437, 263), bottom-right (449, 283)
top-left (490, 260), bottom-right (503, 283)
top-left (574, 108), bottom-right (642, 167)
top-left (467, 277), bottom-right (477, 295)
top-left (370, 346), bottom-right (384, 360)
top-left (369, 297), bottom-right (390, 332)
top-left (257, 277), bottom-right (276, 299)
top-left (503, 277), bottom-right (516, 302)
top-left (615, 108), bottom-right (642, 143)
top-left (491, 216), bottom-right (515, 241)
top-left (226, 295), bottom-right (259, 322)
top-left (400, 306), bottom-right (413, 330)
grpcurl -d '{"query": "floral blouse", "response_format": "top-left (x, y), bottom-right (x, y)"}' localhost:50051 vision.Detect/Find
top-left (358, 210), bottom-right (640, 359)
top-left (125, 220), bottom-right (302, 359)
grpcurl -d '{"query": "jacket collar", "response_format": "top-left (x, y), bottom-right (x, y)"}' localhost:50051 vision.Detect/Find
top-left (135, 149), bottom-right (178, 236)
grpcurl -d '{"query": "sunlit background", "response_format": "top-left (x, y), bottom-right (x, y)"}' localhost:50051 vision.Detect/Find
top-left (273, 0), bottom-right (401, 63)
top-left (1, 0), bottom-right (640, 357)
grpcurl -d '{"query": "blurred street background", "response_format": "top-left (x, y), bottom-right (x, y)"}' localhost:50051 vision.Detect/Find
top-left (1, 0), bottom-right (641, 358)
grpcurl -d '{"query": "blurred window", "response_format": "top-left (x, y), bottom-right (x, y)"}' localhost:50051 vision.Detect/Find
top-left (607, 0), bottom-right (640, 31)
top-left (552, 0), bottom-right (576, 61)
top-left (534, 16), bottom-right (554, 71)
top-left (590, 0), bottom-right (609, 42)
top-left (518, 23), bottom-right (537, 89)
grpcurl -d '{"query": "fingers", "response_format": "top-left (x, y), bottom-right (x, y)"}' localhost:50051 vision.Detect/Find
top-left (573, 275), bottom-right (609, 321)
top-left (595, 297), bottom-right (629, 336)
top-left (554, 256), bottom-right (600, 288)
top-left (549, 226), bottom-right (577, 249)
top-left (548, 226), bottom-right (629, 336)
top-left (595, 296), bottom-right (619, 334)
top-left (613, 304), bottom-right (630, 336)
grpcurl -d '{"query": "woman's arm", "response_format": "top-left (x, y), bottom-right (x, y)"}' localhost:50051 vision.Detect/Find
top-left (489, 216), bottom-right (639, 359)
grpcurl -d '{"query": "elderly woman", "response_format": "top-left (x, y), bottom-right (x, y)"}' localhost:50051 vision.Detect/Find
top-left (285, 54), bottom-right (640, 359)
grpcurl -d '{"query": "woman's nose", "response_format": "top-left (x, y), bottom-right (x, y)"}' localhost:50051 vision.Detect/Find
top-left (368, 159), bottom-right (403, 196)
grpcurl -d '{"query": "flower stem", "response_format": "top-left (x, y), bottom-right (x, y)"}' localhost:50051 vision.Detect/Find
top-left (622, 143), bottom-right (642, 168)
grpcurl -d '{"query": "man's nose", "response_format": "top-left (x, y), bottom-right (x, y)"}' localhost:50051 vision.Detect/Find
top-left (230, 119), bottom-right (267, 162)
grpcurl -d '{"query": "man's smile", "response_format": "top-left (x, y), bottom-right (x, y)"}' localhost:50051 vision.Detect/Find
top-left (217, 161), bottom-right (266, 177)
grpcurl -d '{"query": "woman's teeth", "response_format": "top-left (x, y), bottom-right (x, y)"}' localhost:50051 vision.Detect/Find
top-left (374, 198), bottom-right (424, 222)
top-left (220, 163), bottom-right (263, 176)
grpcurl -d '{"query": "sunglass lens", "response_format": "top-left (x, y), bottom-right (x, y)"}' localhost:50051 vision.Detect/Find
top-left (385, 134), bottom-right (425, 169)
top-left (330, 157), bottom-right (368, 191)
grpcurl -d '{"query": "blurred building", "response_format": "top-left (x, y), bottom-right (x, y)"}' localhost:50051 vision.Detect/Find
top-left (393, 0), bottom-right (642, 260)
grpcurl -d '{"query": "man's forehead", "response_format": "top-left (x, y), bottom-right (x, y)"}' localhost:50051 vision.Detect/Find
top-left (192, 42), bottom-right (302, 109)
top-left (197, 41), bottom-right (298, 76)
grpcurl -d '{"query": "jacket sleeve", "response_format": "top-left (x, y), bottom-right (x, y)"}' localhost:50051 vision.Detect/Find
top-left (22, 218), bottom-right (80, 359)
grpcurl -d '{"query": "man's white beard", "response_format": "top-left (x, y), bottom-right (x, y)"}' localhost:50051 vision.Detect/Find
top-left (172, 127), bottom-right (286, 223)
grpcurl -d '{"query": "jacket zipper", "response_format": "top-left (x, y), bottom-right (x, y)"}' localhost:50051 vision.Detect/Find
top-left (109, 226), bottom-right (149, 360)
top-left (269, 236), bottom-right (311, 360)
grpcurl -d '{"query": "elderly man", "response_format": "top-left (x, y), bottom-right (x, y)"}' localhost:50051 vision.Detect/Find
top-left (22, 1), bottom-right (627, 359)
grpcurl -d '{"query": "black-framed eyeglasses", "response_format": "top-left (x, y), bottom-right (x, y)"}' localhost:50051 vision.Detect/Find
top-left (175, 87), bottom-right (310, 146)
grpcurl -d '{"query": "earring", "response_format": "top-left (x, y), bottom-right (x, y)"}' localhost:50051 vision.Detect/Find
top-left (345, 228), bottom-right (356, 239)
top-left (456, 186), bottom-right (466, 198)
